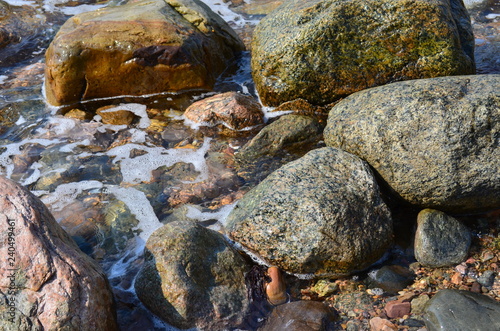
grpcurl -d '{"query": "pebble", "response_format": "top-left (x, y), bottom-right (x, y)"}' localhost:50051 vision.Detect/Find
top-left (265, 267), bottom-right (288, 305)
top-left (477, 270), bottom-right (497, 287)
top-left (385, 300), bottom-right (411, 319)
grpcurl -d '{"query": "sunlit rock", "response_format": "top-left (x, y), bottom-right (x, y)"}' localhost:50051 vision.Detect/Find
top-left (251, 0), bottom-right (475, 106)
top-left (135, 219), bottom-right (251, 330)
top-left (44, 0), bottom-right (245, 106)
top-left (324, 74), bottom-right (500, 213)
top-left (226, 147), bottom-right (393, 277)
top-left (0, 176), bottom-right (118, 330)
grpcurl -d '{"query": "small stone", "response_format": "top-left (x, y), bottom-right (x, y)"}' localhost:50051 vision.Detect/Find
top-left (456, 263), bottom-right (468, 275)
top-left (477, 270), bottom-right (496, 287)
top-left (481, 250), bottom-right (495, 262)
top-left (96, 105), bottom-right (136, 125)
top-left (65, 108), bottom-right (90, 120)
top-left (451, 272), bottom-right (464, 285)
top-left (471, 282), bottom-right (482, 293)
top-left (369, 317), bottom-right (398, 331)
top-left (266, 267), bottom-right (288, 306)
top-left (411, 295), bottom-right (430, 315)
top-left (312, 279), bottom-right (339, 297)
top-left (385, 300), bottom-right (411, 319)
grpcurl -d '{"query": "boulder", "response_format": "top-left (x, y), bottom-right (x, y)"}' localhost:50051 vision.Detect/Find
top-left (324, 74), bottom-right (500, 213)
top-left (184, 91), bottom-right (264, 131)
top-left (226, 147), bottom-right (393, 277)
top-left (134, 219), bottom-right (251, 330)
top-left (0, 176), bottom-right (117, 330)
top-left (44, 0), bottom-right (245, 106)
top-left (251, 0), bottom-right (475, 106)
top-left (424, 289), bottom-right (500, 330)
top-left (414, 209), bottom-right (471, 267)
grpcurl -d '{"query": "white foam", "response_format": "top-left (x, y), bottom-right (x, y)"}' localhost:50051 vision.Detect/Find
top-left (3, 0), bottom-right (35, 6)
top-left (103, 186), bottom-right (162, 241)
top-left (0, 75), bottom-right (8, 84)
top-left (40, 180), bottom-right (104, 211)
top-left (15, 116), bottom-right (27, 125)
top-left (47, 117), bottom-right (77, 135)
top-left (59, 3), bottom-right (106, 16)
top-left (486, 13), bottom-right (500, 20)
top-left (59, 139), bottom-right (91, 152)
top-left (186, 202), bottom-right (237, 226)
top-left (106, 137), bottom-right (211, 184)
top-left (21, 161), bottom-right (43, 186)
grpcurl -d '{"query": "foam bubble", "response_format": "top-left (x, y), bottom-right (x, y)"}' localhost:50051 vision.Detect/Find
top-left (103, 186), bottom-right (161, 241)
top-left (107, 137), bottom-right (211, 184)
top-left (186, 202), bottom-right (237, 226)
top-left (40, 180), bottom-right (104, 211)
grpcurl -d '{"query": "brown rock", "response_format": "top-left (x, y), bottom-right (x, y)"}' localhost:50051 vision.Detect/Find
top-left (451, 272), bottom-right (464, 285)
top-left (369, 316), bottom-right (398, 331)
top-left (96, 105), bottom-right (136, 125)
top-left (0, 176), bottom-right (117, 330)
top-left (44, 0), bottom-right (245, 106)
top-left (385, 300), bottom-right (411, 319)
top-left (184, 91), bottom-right (264, 131)
top-left (265, 267), bottom-right (287, 305)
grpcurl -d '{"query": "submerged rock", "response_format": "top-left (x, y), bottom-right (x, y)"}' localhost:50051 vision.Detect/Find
top-left (424, 289), bottom-right (500, 330)
top-left (134, 219), bottom-right (251, 330)
top-left (414, 209), bottom-right (471, 267)
top-left (324, 74), bottom-right (500, 213)
top-left (0, 176), bottom-right (118, 330)
top-left (227, 147), bottom-right (393, 277)
top-left (251, 0), bottom-right (475, 106)
top-left (44, 0), bottom-right (244, 106)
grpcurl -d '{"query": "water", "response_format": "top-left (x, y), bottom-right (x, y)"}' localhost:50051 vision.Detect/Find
top-left (0, 0), bottom-right (499, 329)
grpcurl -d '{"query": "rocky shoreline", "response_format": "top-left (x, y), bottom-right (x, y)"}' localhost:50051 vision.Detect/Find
top-left (1, 0), bottom-right (499, 330)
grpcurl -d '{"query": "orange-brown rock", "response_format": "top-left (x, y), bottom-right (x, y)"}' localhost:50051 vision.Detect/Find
top-left (0, 176), bottom-right (117, 330)
top-left (265, 266), bottom-right (287, 305)
top-left (184, 91), bottom-right (264, 131)
top-left (44, 0), bottom-right (245, 106)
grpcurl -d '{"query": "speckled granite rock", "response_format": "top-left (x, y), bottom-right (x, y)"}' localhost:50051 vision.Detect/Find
top-left (414, 209), bottom-right (471, 267)
top-left (227, 147), bottom-right (393, 277)
top-left (134, 219), bottom-right (251, 330)
top-left (251, 0), bottom-right (475, 106)
top-left (324, 74), bottom-right (500, 213)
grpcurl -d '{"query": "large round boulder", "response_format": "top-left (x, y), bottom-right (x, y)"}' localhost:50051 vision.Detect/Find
top-left (0, 176), bottom-right (118, 331)
top-left (44, 0), bottom-right (245, 106)
top-left (251, 0), bottom-right (475, 106)
top-left (324, 74), bottom-right (500, 213)
top-left (134, 219), bottom-right (251, 330)
top-left (226, 147), bottom-right (393, 278)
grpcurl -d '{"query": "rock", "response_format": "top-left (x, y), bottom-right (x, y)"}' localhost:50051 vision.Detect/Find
top-left (410, 294), bottom-right (430, 315)
top-left (477, 270), bottom-right (496, 288)
top-left (0, 176), bottom-right (118, 330)
top-left (367, 265), bottom-right (415, 294)
top-left (226, 147), bottom-right (393, 277)
top-left (265, 267), bottom-right (287, 306)
top-left (424, 289), bottom-right (500, 330)
top-left (134, 219), bottom-right (251, 330)
top-left (414, 209), bottom-right (471, 267)
top-left (237, 114), bottom-right (323, 160)
top-left (385, 300), bottom-right (411, 319)
top-left (258, 301), bottom-right (338, 331)
top-left (311, 279), bottom-right (338, 297)
top-left (44, 0), bottom-right (245, 106)
top-left (96, 105), bottom-right (136, 126)
top-left (251, 0), bottom-right (475, 106)
top-left (370, 317), bottom-right (398, 331)
top-left (184, 91), bottom-right (264, 131)
top-left (324, 74), bottom-right (500, 213)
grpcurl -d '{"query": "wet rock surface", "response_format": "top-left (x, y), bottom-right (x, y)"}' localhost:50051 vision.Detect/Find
top-left (251, 0), bottom-right (475, 106)
top-left (414, 209), bottom-right (472, 267)
top-left (0, 176), bottom-right (118, 331)
top-left (424, 289), bottom-right (500, 330)
top-left (227, 147), bottom-right (393, 277)
top-left (324, 74), bottom-right (500, 214)
top-left (134, 219), bottom-right (251, 330)
top-left (44, 0), bottom-right (245, 105)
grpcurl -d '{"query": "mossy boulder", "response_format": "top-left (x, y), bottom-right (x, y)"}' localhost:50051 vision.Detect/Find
top-left (44, 0), bottom-right (244, 106)
top-left (251, 0), bottom-right (475, 106)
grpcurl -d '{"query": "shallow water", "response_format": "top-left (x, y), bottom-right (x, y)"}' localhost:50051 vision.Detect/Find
top-left (0, 0), bottom-right (499, 329)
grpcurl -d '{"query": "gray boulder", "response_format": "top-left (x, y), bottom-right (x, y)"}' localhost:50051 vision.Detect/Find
top-left (324, 74), bottom-right (500, 214)
top-left (424, 289), bottom-right (500, 330)
top-left (251, 0), bottom-right (475, 106)
top-left (226, 147), bottom-right (393, 278)
top-left (414, 209), bottom-right (471, 267)
top-left (134, 219), bottom-right (251, 330)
